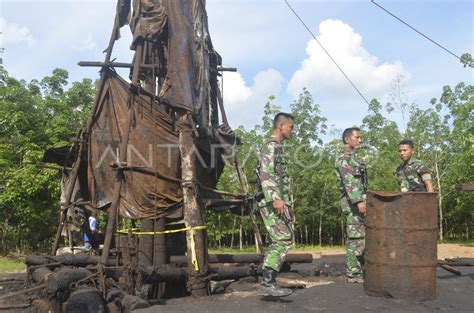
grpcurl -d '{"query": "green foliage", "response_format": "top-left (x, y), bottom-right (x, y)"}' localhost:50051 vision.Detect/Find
top-left (212, 82), bottom-right (473, 248)
top-left (361, 99), bottom-right (401, 192)
top-left (0, 68), bottom-right (94, 253)
top-left (460, 53), bottom-right (473, 68)
top-left (0, 67), bottom-right (471, 253)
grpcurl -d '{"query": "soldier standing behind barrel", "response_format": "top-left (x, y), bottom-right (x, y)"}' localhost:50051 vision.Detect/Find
top-left (256, 112), bottom-right (295, 297)
top-left (335, 127), bottom-right (367, 283)
top-left (396, 139), bottom-right (434, 192)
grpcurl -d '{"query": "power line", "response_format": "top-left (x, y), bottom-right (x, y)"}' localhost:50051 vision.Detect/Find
top-left (371, 0), bottom-right (462, 62)
top-left (284, 0), bottom-right (371, 106)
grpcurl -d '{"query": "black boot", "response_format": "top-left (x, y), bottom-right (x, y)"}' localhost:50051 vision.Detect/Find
top-left (259, 268), bottom-right (292, 297)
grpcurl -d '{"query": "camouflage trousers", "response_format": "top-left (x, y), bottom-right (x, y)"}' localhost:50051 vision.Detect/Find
top-left (259, 204), bottom-right (295, 272)
top-left (341, 199), bottom-right (365, 277)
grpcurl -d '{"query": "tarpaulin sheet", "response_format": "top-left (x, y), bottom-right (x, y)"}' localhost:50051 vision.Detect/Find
top-left (56, 0), bottom-right (231, 220)
top-left (159, 0), bottom-right (213, 122)
top-left (88, 72), bottom-right (184, 219)
top-left (87, 71), bottom-right (228, 220)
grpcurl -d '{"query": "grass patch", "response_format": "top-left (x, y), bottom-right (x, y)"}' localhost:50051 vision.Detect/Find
top-left (209, 247), bottom-right (257, 254)
top-left (439, 239), bottom-right (474, 247)
top-left (292, 245), bottom-right (344, 252)
top-left (0, 256), bottom-right (26, 273)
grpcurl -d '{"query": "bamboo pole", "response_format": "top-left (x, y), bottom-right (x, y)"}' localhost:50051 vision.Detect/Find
top-left (101, 40), bottom-right (144, 265)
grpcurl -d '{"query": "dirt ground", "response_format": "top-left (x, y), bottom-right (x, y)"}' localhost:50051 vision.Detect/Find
top-left (299, 243), bottom-right (474, 260)
top-left (437, 243), bottom-right (474, 259)
top-left (0, 244), bottom-right (472, 312)
top-left (136, 244), bottom-right (474, 313)
top-left (136, 265), bottom-right (474, 313)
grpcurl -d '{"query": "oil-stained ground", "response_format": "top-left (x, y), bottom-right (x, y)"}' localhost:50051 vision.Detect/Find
top-left (137, 255), bottom-right (474, 313)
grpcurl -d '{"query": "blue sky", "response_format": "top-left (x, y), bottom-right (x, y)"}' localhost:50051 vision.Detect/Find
top-left (1, 0), bottom-right (473, 138)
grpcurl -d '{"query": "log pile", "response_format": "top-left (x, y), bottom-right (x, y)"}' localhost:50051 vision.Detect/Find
top-left (0, 252), bottom-right (313, 312)
top-left (437, 258), bottom-right (474, 276)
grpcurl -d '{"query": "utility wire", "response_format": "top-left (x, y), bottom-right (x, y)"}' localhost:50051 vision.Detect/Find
top-left (284, 0), bottom-right (371, 106)
top-left (371, 0), bottom-right (462, 62)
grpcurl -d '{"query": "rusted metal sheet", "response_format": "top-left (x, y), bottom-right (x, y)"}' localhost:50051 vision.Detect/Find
top-left (364, 191), bottom-right (438, 301)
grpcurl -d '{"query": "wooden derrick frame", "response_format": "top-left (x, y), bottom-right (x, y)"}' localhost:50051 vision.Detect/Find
top-left (48, 0), bottom-right (263, 299)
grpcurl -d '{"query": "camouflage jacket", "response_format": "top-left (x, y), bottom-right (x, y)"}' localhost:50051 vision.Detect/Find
top-left (335, 147), bottom-right (366, 204)
top-left (258, 137), bottom-right (292, 207)
top-left (396, 157), bottom-right (432, 192)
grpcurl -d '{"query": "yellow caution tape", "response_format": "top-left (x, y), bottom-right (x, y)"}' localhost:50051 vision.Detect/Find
top-left (117, 225), bottom-right (206, 272)
top-left (189, 228), bottom-right (199, 272)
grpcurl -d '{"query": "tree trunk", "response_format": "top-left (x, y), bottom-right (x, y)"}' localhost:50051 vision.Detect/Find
top-left (318, 183), bottom-right (328, 246)
top-left (341, 218), bottom-right (345, 246)
top-left (239, 219), bottom-right (243, 251)
top-left (466, 221), bottom-right (470, 240)
top-left (234, 158), bottom-right (262, 253)
top-left (435, 161), bottom-right (444, 240)
top-left (153, 217), bottom-right (166, 299)
top-left (319, 212), bottom-right (323, 246)
top-left (218, 215), bottom-right (221, 250)
top-left (230, 217), bottom-right (236, 249)
top-left (139, 219), bottom-right (154, 268)
top-left (178, 116), bottom-right (210, 297)
top-left (305, 225), bottom-right (308, 246)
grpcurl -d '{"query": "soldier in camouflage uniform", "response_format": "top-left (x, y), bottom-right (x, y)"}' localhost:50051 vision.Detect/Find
top-left (256, 112), bottom-right (295, 297)
top-left (396, 139), bottom-right (434, 192)
top-left (335, 127), bottom-right (367, 283)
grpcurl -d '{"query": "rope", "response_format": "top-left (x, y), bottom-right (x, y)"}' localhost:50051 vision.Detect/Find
top-left (116, 225), bottom-right (206, 235)
top-left (371, 0), bottom-right (463, 62)
top-left (117, 225), bottom-right (206, 271)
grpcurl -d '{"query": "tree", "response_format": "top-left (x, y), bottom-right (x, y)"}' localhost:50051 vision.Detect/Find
top-left (0, 68), bottom-right (94, 252)
top-left (361, 99), bottom-right (401, 193)
top-left (460, 53), bottom-right (473, 68)
top-left (405, 82), bottom-right (473, 240)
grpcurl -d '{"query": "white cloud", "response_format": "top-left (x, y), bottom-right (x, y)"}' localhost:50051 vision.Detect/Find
top-left (72, 35), bottom-right (97, 52)
top-left (222, 72), bottom-right (251, 105)
top-left (223, 69), bottom-right (285, 129)
top-left (288, 19), bottom-right (410, 100)
top-left (0, 17), bottom-right (35, 47)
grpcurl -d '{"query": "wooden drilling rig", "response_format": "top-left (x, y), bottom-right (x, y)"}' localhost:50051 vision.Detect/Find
top-left (33, 0), bottom-right (272, 304)
top-left (5, 2), bottom-right (314, 311)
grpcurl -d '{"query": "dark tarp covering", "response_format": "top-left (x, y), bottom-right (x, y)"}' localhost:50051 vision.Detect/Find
top-left (128, 0), bottom-right (218, 124)
top-left (43, 146), bottom-right (76, 168)
top-left (88, 72), bottom-right (182, 219)
top-left (49, 0), bottom-right (234, 221)
top-left (129, 0), bottom-right (167, 47)
top-left (87, 71), bottom-right (227, 220)
top-left (158, 0), bottom-right (213, 124)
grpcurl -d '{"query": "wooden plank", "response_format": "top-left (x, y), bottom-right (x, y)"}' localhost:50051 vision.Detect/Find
top-left (455, 183), bottom-right (474, 192)
top-left (439, 264), bottom-right (462, 275)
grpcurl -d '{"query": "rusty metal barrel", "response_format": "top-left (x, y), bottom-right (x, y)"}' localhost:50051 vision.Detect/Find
top-left (364, 191), bottom-right (438, 300)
